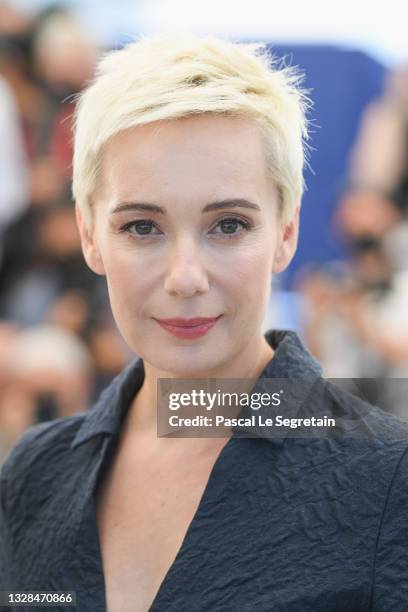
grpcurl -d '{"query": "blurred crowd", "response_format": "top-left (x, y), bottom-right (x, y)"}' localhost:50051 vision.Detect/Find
top-left (0, 1), bottom-right (408, 464)
top-left (0, 2), bottom-right (132, 464)
top-left (297, 66), bottom-right (408, 415)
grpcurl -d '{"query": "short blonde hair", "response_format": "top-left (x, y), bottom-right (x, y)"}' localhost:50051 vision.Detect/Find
top-left (72, 33), bottom-right (310, 230)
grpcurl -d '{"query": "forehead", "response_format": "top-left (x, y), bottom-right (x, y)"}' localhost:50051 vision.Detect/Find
top-left (98, 114), bottom-right (274, 204)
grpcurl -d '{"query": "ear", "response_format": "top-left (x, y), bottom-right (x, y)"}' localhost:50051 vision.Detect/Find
top-left (272, 205), bottom-right (300, 275)
top-left (75, 206), bottom-right (106, 275)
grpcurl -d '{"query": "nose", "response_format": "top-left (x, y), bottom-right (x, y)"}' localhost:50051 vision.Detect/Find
top-left (164, 238), bottom-right (210, 298)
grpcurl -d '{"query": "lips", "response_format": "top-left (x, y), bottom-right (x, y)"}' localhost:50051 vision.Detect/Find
top-left (154, 315), bottom-right (221, 339)
top-left (156, 317), bottom-right (219, 327)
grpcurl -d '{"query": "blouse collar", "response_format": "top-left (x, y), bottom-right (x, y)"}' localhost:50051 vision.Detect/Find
top-left (71, 329), bottom-right (323, 450)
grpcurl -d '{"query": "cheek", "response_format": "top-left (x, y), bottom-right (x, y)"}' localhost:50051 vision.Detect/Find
top-left (219, 240), bottom-right (275, 296)
top-left (102, 249), bottom-right (148, 317)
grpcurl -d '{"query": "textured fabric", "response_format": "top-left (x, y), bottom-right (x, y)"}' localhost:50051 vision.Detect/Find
top-left (1, 329), bottom-right (408, 611)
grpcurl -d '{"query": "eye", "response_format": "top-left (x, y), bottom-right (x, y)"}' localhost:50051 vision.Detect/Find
top-left (120, 220), bottom-right (162, 236)
top-left (210, 217), bottom-right (252, 237)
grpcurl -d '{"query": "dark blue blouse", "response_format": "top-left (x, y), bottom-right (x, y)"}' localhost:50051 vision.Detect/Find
top-left (1, 329), bottom-right (408, 611)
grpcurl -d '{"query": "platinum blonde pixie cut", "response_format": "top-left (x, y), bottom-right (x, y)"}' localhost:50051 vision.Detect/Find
top-left (72, 33), bottom-right (310, 230)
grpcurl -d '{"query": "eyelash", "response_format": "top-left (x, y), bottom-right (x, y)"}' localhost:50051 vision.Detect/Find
top-left (119, 216), bottom-right (253, 239)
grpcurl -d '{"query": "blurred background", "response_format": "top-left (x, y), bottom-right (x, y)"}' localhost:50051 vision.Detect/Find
top-left (1, 0), bottom-right (408, 463)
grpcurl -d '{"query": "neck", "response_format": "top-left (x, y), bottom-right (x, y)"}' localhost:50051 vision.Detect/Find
top-left (127, 334), bottom-right (275, 437)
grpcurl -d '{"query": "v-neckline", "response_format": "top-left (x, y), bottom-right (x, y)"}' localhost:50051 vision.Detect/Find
top-left (89, 431), bottom-right (238, 611)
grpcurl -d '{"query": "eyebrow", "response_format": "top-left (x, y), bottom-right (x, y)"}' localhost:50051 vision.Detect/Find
top-left (110, 198), bottom-right (261, 215)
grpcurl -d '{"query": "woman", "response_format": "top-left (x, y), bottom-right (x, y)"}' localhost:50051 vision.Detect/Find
top-left (1, 34), bottom-right (408, 612)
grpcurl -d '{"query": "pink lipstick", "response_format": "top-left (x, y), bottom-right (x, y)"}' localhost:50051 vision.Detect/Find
top-left (154, 316), bottom-right (221, 339)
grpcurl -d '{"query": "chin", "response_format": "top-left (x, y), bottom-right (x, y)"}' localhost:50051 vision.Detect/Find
top-left (149, 344), bottom-right (223, 377)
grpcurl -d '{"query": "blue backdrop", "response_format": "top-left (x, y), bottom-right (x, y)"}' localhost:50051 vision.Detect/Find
top-left (265, 44), bottom-right (386, 287)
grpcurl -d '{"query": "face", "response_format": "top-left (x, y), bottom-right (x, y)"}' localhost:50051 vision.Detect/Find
top-left (77, 114), bottom-right (299, 376)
